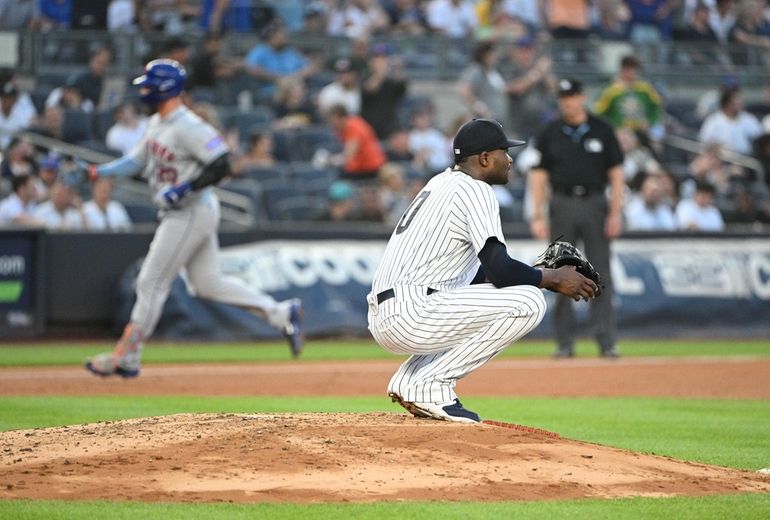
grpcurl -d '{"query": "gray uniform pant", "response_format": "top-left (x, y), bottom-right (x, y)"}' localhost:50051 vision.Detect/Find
top-left (549, 193), bottom-right (616, 353)
top-left (130, 194), bottom-right (283, 339)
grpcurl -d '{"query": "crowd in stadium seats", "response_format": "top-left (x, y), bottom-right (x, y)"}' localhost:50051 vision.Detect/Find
top-left (1, 0), bottom-right (770, 231)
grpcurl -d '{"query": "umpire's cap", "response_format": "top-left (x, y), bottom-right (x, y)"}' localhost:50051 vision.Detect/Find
top-left (453, 118), bottom-right (525, 162)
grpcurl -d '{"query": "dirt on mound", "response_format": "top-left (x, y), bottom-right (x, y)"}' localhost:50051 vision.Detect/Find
top-left (1, 413), bottom-right (768, 503)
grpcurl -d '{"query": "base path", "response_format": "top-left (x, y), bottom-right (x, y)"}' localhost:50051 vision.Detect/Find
top-left (2, 357), bottom-right (769, 398)
top-left (1, 413), bottom-right (769, 503)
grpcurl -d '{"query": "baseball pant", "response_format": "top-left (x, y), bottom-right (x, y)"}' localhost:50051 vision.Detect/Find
top-left (368, 284), bottom-right (546, 404)
top-left (130, 196), bottom-right (285, 339)
top-left (549, 193), bottom-right (616, 352)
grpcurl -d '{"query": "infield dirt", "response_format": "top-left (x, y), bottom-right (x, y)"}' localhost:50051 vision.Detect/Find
top-left (1, 357), bottom-right (769, 503)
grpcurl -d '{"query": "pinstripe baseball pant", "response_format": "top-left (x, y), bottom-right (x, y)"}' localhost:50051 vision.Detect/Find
top-left (368, 284), bottom-right (546, 404)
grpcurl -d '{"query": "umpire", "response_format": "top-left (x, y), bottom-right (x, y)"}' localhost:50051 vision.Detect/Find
top-left (529, 78), bottom-right (624, 358)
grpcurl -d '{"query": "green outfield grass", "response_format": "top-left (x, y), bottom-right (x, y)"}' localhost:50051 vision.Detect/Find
top-left (1, 340), bottom-right (768, 518)
top-left (0, 338), bottom-right (768, 367)
top-left (3, 494), bottom-right (770, 520)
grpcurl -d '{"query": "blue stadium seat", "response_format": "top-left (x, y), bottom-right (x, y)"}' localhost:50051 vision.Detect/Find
top-left (62, 109), bottom-right (93, 144)
top-left (123, 202), bottom-right (158, 224)
top-left (285, 126), bottom-right (342, 162)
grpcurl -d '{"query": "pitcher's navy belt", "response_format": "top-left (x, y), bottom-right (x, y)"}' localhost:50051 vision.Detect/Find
top-left (377, 287), bottom-right (438, 304)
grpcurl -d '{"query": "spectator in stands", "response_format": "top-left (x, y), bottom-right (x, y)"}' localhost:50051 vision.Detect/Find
top-left (0, 137), bottom-right (36, 179)
top-left (137, 0), bottom-right (200, 35)
top-left (188, 32), bottom-right (241, 92)
top-left (721, 182), bottom-right (770, 224)
top-left (698, 88), bottom-right (762, 155)
top-left (74, 45), bottom-right (112, 108)
top-left (383, 127), bottom-right (420, 165)
top-left (426, 0), bottom-right (478, 39)
top-left (625, 0), bottom-right (675, 43)
top-left (40, 0), bottom-right (72, 29)
top-left (500, 0), bottom-right (541, 34)
top-left (33, 181), bottom-right (85, 230)
top-left (625, 174), bottom-right (677, 231)
top-left (675, 1), bottom-right (721, 65)
top-left (325, 103), bottom-right (386, 181)
top-left (33, 153), bottom-right (60, 202)
top-left (28, 105), bottom-right (65, 142)
top-left (594, 55), bottom-right (664, 140)
top-left (82, 178), bottom-right (132, 231)
top-left (361, 43), bottom-right (408, 140)
top-left (318, 58), bottom-right (362, 116)
top-left (686, 142), bottom-right (738, 196)
top-left (543, 0), bottom-right (590, 41)
top-left (201, 0), bottom-right (273, 34)
top-left (730, 0), bottom-right (770, 61)
top-left (273, 76), bottom-right (318, 129)
top-left (675, 180), bottom-right (725, 231)
top-left (756, 134), bottom-right (770, 187)
top-left (0, 82), bottom-right (36, 149)
top-left (45, 75), bottom-right (95, 113)
top-left (596, 0), bottom-right (630, 39)
top-left (317, 179), bottom-right (358, 221)
top-left (244, 20), bottom-right (316, 98)
top-left (233, 131), bottom-right (276, 174)
top-left (457, 40), bottom-right (509, 130)
top-left (156, 38), bottom-right (192, 66)
top-left (504, 35), bottom-right (557, 140)
top-left (617, 127), bottom-right (662, 186)
top-left (378, 161), bottom-right (412, 225)
top-left (0, 174), bottom-right (41, 226)
top-left (385, 0), bottom-right (426, 35)
top-left (407, 106), bottom-right (452, 173)
top-left (107, 0), bottom-right (136, 32)
top-left (327, 0), bottom-right (388, 39)
top-left (106, 101), bottom-right (148, 155)
top-left (708, 0), bottom-right (736, 43)
top-left (0, 0), bottom-right (41, 30)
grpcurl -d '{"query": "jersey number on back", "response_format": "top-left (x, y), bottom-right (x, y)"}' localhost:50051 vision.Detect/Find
top-left (396, 191), bottom-right (431, 235)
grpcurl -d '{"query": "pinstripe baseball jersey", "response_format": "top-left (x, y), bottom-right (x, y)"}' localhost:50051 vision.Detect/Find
top-left (128, 105), bottom-right (228, 208)
top-left (371, 167), bottom-right (505, 294)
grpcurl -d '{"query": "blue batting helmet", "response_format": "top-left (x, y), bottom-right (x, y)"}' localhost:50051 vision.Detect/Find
top-left (132, 59), bottom-right (187, 105)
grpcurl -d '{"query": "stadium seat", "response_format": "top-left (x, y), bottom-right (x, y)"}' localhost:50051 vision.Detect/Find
top-left (239, 164), bottom-right (289, 183)
top-left (92, 109), bottom-right (115, 141)
top-left (285, 126), bottom-right (342, 162)
top-left (62, 109), bottom-right (94, 143)
top-left (272, 194), bottom-right (326, 221)
top-left (123, 202), bottom-right (158, 224)
top-left (218, 178), bottom-right (265, 221)
top-left (228, 105), bottom-right (275, 137)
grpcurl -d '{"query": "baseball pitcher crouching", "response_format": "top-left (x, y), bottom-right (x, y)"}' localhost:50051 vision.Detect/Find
top-left (83, 59), bottom-right (303, 378)
top-left (367, 119), bottom-right (598, 423)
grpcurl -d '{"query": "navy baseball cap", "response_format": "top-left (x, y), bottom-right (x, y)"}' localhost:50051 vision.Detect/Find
top-left (453, 118), bottom-right (525, 161)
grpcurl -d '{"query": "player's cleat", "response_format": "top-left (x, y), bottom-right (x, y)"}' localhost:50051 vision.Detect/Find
top-left (85, 324), bottom-right (143, 377)
top-left (85, 352), bottom-right (141, 378)
top-left (284, 299), bottom-right (304, 358)
top-left (600, 346), bottom-right (621, 358)
top-left (389, 392), bottom-right (481, 423)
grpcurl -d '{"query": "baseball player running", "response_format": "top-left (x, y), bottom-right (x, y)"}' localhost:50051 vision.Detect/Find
top-left (83, 59), bottom-right (303, 378)
top-left (368, 119), bottom-right (597, 423)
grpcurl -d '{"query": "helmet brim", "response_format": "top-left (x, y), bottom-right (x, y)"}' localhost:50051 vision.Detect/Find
top-left (132, 75), bottom-right (148, 86)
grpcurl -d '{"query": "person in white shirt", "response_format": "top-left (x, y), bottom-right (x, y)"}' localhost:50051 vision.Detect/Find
top-left (675, 181), bottom-right (725, 231)
top-left (408, 108), bottom-right (453, 172)
top-left (0, 82), bottom-right (36, 149)
top-left (33, 182), bottom-right (85, 230)
top-left (317, 58), bottom-right (361, 116)
top-left (106, 101), bottom-right (148, 155)
top-left (625, 175), bottom-right (676, 231)
top-left (82, 178), bottom-right (132, 231)
top-left (0, 174), bottom-right (41, 226)
top-left (426, 0), bottom-right (478, 38)
top-left (698, 88), bottom-right (762, 155)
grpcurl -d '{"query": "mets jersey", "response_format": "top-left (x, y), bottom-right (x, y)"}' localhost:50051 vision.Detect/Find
top-left (371, 168), bottom-right (505, 295)
top-left (128, 106), bottom-right (229, 208)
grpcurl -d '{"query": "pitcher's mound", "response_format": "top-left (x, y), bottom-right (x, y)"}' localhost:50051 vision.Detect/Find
top-left (1, 413), bottom-right (768, 503)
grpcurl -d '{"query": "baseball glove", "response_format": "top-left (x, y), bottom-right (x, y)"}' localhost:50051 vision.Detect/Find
top-left (533, 239), bottom-right (603, 296)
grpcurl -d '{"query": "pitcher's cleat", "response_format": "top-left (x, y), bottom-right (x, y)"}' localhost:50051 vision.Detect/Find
top-left (284, 299), bottom-right (304, 358)
top-left (389, 392), bottom-right (481, 423)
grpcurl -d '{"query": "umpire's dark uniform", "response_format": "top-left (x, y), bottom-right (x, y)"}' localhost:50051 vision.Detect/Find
top-left (531, 79), bottom-right (624, 357)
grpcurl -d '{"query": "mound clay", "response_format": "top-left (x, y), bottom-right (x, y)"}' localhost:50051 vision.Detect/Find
top-left (1, 413), bottom-right (769, 503)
